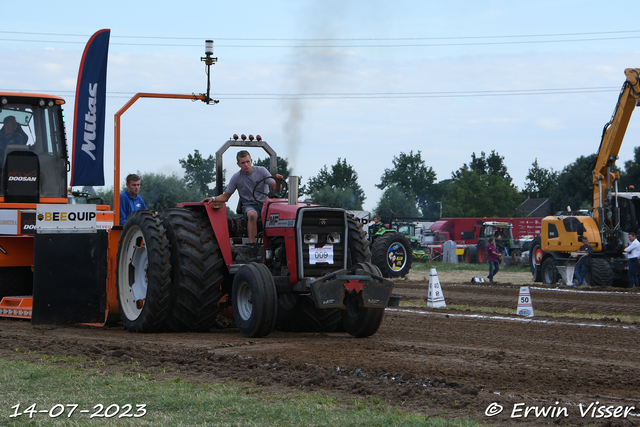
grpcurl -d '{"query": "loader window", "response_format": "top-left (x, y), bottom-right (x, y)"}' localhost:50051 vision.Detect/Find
top-left (0, 103), bottom-right (66, 199)
top-left (547, 224), bottom-right (559, 239)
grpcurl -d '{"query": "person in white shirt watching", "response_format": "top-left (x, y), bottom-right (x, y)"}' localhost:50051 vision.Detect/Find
top-left (624, 231), bottom-right (640, 288)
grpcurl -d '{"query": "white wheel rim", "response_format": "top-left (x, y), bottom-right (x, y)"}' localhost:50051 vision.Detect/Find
top-left (118, 226), bottom-right (148, 321)
top-left (236, 280), bottom-right (253, 321)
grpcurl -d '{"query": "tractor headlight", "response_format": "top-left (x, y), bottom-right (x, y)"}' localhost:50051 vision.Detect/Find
top-left (326, 233), bottom-right (340, 244)
top-left (304, 234), bottom-right (318, 244)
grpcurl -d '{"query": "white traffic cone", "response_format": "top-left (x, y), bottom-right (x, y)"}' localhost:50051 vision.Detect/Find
top-left (427, 268), bottom-right (446, 308)
top-left (517, 286), bottom-right (534, 317)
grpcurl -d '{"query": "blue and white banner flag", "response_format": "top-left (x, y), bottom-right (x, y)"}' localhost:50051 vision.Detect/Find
top-left (70, 29), bottom-right (110, 186)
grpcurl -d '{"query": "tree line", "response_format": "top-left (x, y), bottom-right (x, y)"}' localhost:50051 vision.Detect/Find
top-left (92, 147), bottom-right (640, 218)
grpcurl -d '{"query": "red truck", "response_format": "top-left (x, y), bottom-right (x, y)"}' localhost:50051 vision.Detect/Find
top-left (424, 218), bottom-right (542, 262)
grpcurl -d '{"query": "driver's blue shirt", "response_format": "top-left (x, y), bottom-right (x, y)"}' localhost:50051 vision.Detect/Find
top-left (120, 191), bottom-right (147, 225)
top-left (0, 133), bottom-right (25, 157)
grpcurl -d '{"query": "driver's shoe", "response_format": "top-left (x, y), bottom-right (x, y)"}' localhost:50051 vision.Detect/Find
top-left (245, 244), bottom-right (260, 262)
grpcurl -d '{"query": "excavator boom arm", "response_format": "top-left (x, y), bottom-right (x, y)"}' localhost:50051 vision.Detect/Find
top-left (593, 68), bottom-right (640, 202)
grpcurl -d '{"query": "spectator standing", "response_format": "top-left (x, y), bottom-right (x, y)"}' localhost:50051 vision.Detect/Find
top-left (574, 236), bottom-right (594, 286)
top-left (486, 236), bottom-right (502, 283)
top-left (624, 232), bottom-right (640, 288)
top-left (120, 173), bottom-right (147, 225)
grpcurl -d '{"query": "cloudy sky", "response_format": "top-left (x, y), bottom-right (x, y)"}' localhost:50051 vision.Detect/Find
top-left (3, 0), bottom-right (640, 212)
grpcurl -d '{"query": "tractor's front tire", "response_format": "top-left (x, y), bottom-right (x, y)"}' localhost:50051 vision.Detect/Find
top-left (371, 233), bottom-right (412, 278)
top-left (476, 240), bottom-right (488, 263)
top-left (341, 262), bottom-right (386, 338)
top-left (162, 208), bottom-right (226, 332)
top-left (464, 246), bottom-right (478, 264)
top-left (232, 263), bottom-right (277, 338)
top-left (116, 210), bottom-right (172, 333)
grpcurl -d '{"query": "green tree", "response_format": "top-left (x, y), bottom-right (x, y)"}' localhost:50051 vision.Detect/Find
top-left (522, 159), bottom-right (559, 198)
top-left (376, 151), bottom-right (437, 216)
top-left (303, 158), bottom-right (365, 209)
top-left (373, 186), bottom-right (420, 217)
top-left (138, 172), bottom-right (205, 210)
top-left (93, 187), bottom-right (114, 208)
top-left (254, 155), bottom-right (303, 198)
top-left (619, 146), bottom-right (640, 191)
top-left (443, 151), bottom-right (523, 217)
top-left (548, 154), bottom-right (596, 213)
top-left (179, 149), bottom-right (217, 197)
top-left (254, 155), bottom-right (292, 179)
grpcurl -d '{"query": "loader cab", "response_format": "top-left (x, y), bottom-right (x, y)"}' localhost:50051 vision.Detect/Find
top-left (0, 94), bottom-right (68, 203)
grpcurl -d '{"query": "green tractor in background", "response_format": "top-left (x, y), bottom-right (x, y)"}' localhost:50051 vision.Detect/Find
top-left (369, 209), bottom-right (417, 278)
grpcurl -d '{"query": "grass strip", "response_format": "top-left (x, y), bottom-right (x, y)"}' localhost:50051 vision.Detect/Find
top-left (0, 358), bottom-right (480, 427)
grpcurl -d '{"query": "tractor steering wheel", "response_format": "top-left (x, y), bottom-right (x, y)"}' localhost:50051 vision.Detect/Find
top-left (252, 175), bottom-right (288, 203)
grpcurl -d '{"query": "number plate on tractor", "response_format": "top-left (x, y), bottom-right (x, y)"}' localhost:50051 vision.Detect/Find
top-left (309, 245), bottom-right (334, 264)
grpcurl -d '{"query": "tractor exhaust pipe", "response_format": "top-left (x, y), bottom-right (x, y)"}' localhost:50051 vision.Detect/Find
top-left (288, 176), bottom-right (299, 205)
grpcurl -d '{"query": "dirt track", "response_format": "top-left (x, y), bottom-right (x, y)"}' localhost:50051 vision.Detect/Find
top-left (1, 271), bottom-right (640, 426)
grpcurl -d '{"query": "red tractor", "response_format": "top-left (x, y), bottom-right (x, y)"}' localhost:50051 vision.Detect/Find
top-left (115, 137), bottom-right (394, 338)
top-left (0, 44), bottom-right (393, 340)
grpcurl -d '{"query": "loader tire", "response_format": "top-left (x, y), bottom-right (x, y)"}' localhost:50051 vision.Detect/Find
top-left (275, 294), bottom-right (342, 333)
top-left (162, 208), bottom-right (226, 332)
top-left (0, 267), bottom-right (32, 299)
top-left (371, 232), bottom-right (412, 278)
top-left (589, 259), bottom-right (613, 287)
top-left (541, 257), bottom-right (559, 285)
top-left (232, 263), bottom-right (277, 338)
top-left (341, 262), bottom-right (385, 338)
top-left (116, 210), bottom-right (172, 333)
top-left (529, 237), bottom-right (543, 282)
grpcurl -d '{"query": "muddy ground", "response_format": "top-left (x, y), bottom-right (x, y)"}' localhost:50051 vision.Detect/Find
top-left (1, 269), bottom-right (640, 426)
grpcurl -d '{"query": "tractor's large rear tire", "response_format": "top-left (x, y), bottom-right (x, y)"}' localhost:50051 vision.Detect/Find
top-left (161, 208), bottom-right (226, 332)
top-left (464, 246), bottom-right (478, 264)
top-left (116, 210), bottom-right (172, 333)
top-left (371, 233), bottom-right (412, 278)
top-left (232, 263), bottom-right (277, 338)
top-left (541, 257), bottom-right (559, 285)
top-left (276, 294), bottom-right (342, 332)
top-left (476, 240), bottom-right (488, 264)
top-left (341, 262), bottom-right (385, 338)
top-left (0, 267), bottom-right (33, 299)
top-left (530, 237), bottom-right (543, 282)
top-left (347, 215), bottom-right (371, 264)
top-left (590, 259), bottom-right (613, 287)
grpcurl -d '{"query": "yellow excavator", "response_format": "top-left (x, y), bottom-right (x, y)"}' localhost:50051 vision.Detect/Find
top-left (530, 68), bottom-right (640, 286)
